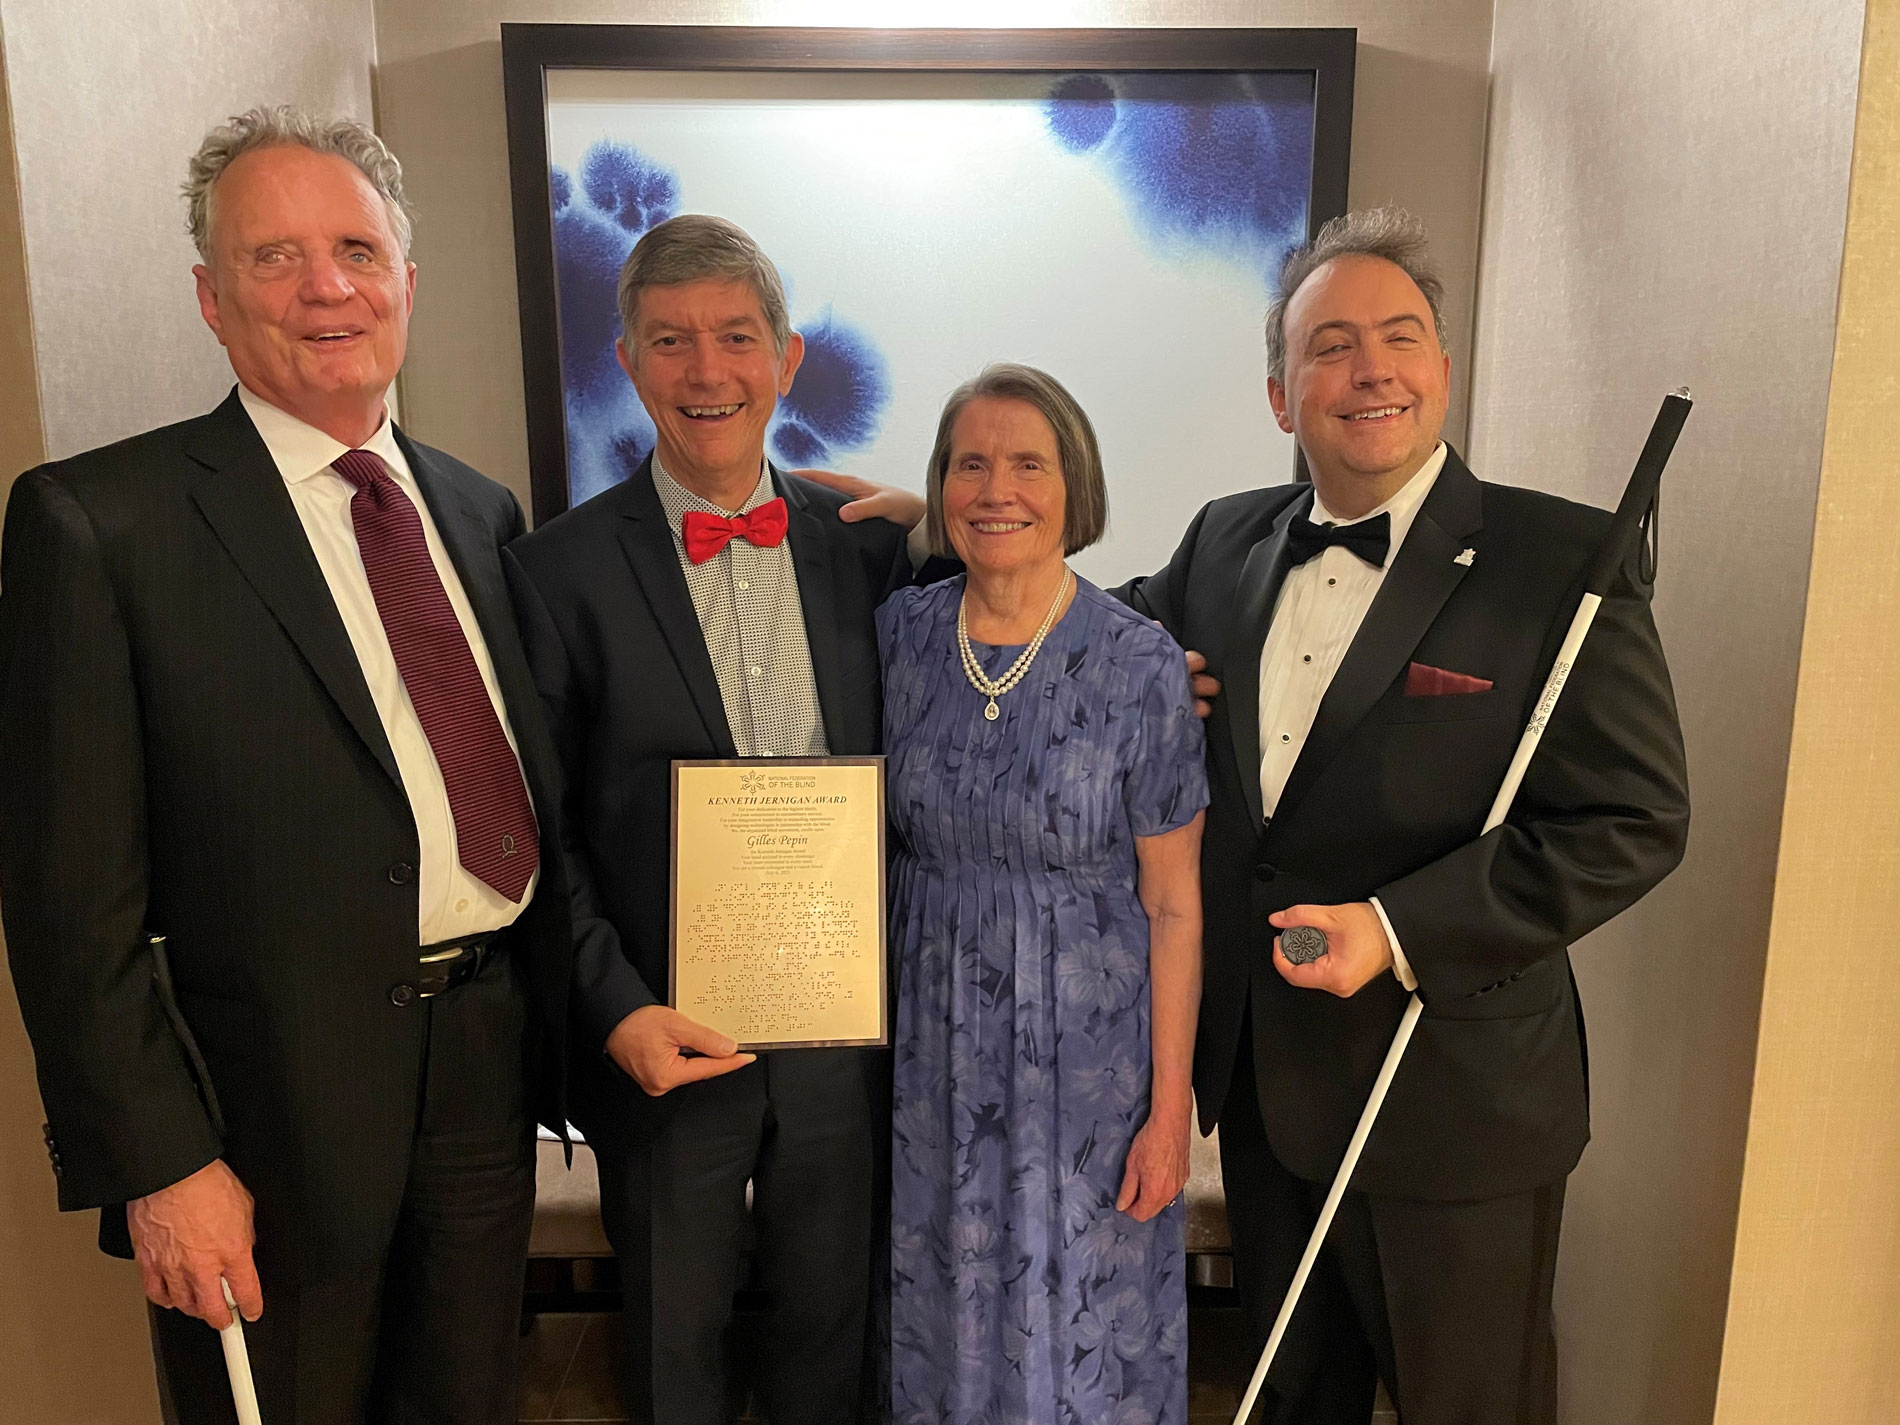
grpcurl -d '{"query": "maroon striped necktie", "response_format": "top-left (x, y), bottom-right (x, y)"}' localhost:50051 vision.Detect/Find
top-left (333, 449), bottom-right (538, 903)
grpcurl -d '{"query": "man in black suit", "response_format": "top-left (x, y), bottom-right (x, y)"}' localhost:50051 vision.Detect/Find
top-left (0, 107), bottom-right (570, 1424)
top-left (1120, 209), bottom-right (1690, 1424)
top-left (504, 215), bottom-right (909, 1425)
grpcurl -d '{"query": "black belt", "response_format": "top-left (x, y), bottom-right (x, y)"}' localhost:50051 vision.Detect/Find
top-left (407, 930), bottom-right (502, 1001)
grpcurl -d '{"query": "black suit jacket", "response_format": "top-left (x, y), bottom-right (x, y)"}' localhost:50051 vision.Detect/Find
top-left (0, 390), bottom-right (573, 1279)
top-left (502, 457), bottom-right (909, 1110)
top-left (1121, 450), bottom-right (1689, 1199)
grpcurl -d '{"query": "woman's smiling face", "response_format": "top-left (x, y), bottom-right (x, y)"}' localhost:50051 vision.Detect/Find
top-left (941, 396), bottom-right (1069, 580)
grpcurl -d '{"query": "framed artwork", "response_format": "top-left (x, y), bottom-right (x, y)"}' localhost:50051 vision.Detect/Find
top-left (502, 24), bottom-right (1354, 581)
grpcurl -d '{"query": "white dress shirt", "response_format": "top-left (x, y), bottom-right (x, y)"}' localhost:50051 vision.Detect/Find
top-left (1257, 443), bottom-right (1449, 991)
top-left (238, 385), bottom-right (536, 945)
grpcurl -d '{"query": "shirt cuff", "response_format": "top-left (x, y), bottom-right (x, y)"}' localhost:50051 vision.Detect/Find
top-left (1370, 896), bottom-right (1418, 993)
top-left (906, 518), bottom-right (933, 572)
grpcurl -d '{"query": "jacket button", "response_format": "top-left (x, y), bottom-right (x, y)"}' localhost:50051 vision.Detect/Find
top-left (1254, 862), bottom-right (1279, 883)
top-left (387, 862), bottom-right (416, 885)
top-left (390, 983), bottom-right (418, 1008)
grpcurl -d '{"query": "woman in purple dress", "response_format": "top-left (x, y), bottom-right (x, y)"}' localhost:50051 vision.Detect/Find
top-left (879, 365), bottom-right (1208, 1424)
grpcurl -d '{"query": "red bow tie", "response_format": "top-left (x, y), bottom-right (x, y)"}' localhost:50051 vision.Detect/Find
top-left (682, 497), bottom-right (789, 565)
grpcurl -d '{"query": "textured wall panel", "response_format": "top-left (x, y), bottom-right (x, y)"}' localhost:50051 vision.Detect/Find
top-left (1468, 1), bottom-right (1865, 1421)
top-left (1714, 2), bottom-right (1900, 1419)
top-left (1, 0), bottom-right (376, 458)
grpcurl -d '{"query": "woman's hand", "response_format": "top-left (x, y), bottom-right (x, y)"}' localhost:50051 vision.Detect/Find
top-left (1115, 1108), bottom-right (1192, 1222)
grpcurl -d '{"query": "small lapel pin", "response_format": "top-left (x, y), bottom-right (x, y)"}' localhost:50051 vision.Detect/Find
top-left (1454, 548), bottom-right (1476, 567)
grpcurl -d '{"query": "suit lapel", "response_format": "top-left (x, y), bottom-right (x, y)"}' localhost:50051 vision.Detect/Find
top-left (617, 459), bottom-right (736, 756)
top-left (185, 392), bottom-right (403, 791)
top-left (777, 468), bottom-right (849, 751)
top-left (1225, 490), bottom-right (1313, 832)
top-left (1275, 452), bottom-right (1485, 821)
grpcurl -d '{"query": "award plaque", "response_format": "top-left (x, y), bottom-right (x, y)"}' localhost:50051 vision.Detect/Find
top-left (669, 757), bottom-right (887, 1050)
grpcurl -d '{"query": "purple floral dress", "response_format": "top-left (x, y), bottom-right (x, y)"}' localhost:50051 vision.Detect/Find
top-left (879, 576), bottom-right (1208, 1425)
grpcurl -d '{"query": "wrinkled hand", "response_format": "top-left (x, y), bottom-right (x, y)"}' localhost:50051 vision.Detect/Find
top-left (1184, 649), bottom-right (1220, 718)
top-left (127, 1159), bottom-right (260, 1329)
top-left (606, 1005), bottom-right (756, 1096)
top-left (1270, 902), bottom-right (1393, 998)
top-left (1116, 1110), bottom-right (1190, 1222)
top-left (792, 468), bottom-right (927, 530)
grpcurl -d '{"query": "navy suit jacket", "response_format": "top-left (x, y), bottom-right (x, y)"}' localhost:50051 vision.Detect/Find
top-left (0, 389), bottom-right (573, 1278)
top-left (502, 457), bottom-right (910, 1117)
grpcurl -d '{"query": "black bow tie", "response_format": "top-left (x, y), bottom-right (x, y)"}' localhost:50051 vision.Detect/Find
top-left (1286, 511), bottom-right (1391, 569)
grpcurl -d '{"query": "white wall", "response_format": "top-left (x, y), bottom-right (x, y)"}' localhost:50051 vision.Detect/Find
top-left (370, 0), bottom-right (1495, 519)
top-left (1466, 2), bottom-right (1866, 1420)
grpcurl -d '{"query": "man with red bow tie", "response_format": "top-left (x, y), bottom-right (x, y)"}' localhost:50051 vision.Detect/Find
top-left (504, 215), bottom-right (911, 1425)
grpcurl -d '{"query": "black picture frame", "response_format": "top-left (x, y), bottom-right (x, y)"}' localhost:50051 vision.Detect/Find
top-left (501, 23), bottom-right (1356, 524)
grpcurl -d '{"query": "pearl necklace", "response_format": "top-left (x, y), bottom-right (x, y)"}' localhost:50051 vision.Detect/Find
top-left (957, 569), bottom-right (1074, 722)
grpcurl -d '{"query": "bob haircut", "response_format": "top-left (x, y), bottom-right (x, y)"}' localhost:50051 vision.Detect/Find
top-left (923, 363), bottom-right (1108, 559)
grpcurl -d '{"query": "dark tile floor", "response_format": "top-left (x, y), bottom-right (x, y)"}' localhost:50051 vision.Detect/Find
top-left (518, 1305), bottom-right (1398, 1423)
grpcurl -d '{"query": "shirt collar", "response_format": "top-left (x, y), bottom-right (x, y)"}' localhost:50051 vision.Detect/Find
top-left (1310, 441), bottom-right (1447, 557)
top-left (650, 451), bottom-right (775, 523)
top-left (237, 383), bottom-right (407, 486)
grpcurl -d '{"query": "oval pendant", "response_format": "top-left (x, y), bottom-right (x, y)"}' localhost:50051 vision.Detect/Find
top-left (984, 699), bottom-right (1000, 721)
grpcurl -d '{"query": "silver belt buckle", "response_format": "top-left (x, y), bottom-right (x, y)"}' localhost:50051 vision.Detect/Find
top-left (414, 938), bottom-right (483, 997)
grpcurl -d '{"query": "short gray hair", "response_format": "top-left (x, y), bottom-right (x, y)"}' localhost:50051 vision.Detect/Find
top-left (924, 363), bottom-right (1108, 559)
top-left (1264, 206), bottom-right (1448, 382)
top-left (184, 105), bottom-right (414, 261)
top-left (617, 214), bottom-right (792, 355)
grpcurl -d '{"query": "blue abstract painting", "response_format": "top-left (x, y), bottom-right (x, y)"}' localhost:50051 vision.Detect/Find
top-left (544, 69), bottom-right (1317, 579)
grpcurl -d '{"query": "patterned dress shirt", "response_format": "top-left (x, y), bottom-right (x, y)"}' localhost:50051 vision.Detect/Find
top-left (650, 455), bottom-right (829, 758)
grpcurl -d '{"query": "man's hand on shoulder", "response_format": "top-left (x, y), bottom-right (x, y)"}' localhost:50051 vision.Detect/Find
top-left (606, 1005), bottom-right (757, 1096)
top-left (1184, 648), bottom-right (1220, 719)
top-left (127, 1159), bottom-right (261, 1329)
top-left (1269, 902), bottom-right (1394, 998)
top-left (793, 469), bottom-right (926, 530)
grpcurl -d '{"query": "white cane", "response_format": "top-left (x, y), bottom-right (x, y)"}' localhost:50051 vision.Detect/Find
top-left (1230, 390), bottom-right (1693, 1425)
top-left (218, 1278), bottom-right (265, 1425)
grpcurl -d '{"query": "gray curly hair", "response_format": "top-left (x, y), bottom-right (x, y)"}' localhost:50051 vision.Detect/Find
top-left (183, 105), bottom-right (414, 261)
top-left (1264, 206), bottom-right (1448, 382)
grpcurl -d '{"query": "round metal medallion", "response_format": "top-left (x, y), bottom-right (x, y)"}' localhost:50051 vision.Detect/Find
top-left (1282, 925), bottom-right (1330, 966)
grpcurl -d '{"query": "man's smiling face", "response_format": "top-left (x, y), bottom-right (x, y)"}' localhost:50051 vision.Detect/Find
top-left (193, 144), bottom-right (414, 441)
top-left (618, 278), bottom-right (804, 501)
top-left (1268, 254), bottom-right (1450, 506)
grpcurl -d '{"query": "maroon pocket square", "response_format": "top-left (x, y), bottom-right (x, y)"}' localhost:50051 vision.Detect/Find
top-left (1404, 662), bottom-right (1495, 697)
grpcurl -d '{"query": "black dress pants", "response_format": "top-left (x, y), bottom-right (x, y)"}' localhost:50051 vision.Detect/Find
top-left (1219, 1027), bottom-right (1564, 1425)
top-left (149, 952), bottom-right (537, 1425)
top-left (581, 1045), bottom-right (885, 1425)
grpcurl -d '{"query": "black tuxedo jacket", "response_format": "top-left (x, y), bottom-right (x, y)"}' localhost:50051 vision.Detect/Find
top-left (0, 390), bottom-right (573, 1279)
top-left (502, 457), bottom-right (910, 1110)
top-left (1120, 450), bottom-right (1689, 1199)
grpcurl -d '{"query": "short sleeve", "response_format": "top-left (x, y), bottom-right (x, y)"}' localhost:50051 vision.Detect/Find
top-left (1122, 630), bottom-right (1210, 838)
top-left (875, 582), bottom-right (922, 667)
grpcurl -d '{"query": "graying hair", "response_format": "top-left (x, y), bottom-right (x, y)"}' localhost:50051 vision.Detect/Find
top-left (617, 214), bottom-right (792, 356)
top-left (1264, 206), bottom-right (1448, 382)
top-left (183, 105), bottom-right (414, 261)
top-left (924, 363), bottom-right (1108, 559)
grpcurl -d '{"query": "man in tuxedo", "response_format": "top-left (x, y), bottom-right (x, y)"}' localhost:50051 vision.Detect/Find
top-left (1120, 208), bottom-right (1690, 1423)
top-left (0, 107), bottom-right (570, 1424)
top-left (503, 215), bottom-right (909, 1425)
